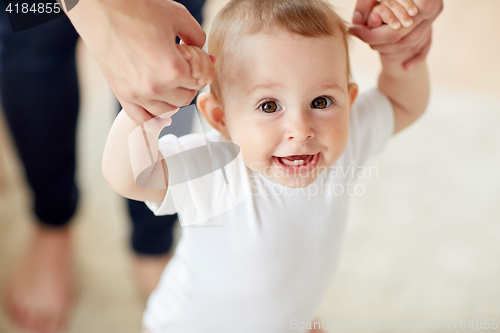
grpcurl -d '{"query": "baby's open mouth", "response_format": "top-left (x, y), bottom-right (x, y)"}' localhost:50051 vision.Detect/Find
top-left (272, 153), bottom-right (320, 174)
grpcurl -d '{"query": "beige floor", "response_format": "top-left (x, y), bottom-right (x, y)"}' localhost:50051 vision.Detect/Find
top-left (1, 0), bottom-right (499, 332)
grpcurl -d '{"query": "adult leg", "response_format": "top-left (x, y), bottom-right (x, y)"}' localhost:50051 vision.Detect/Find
top-left (129, 0), bottom-right (205, 298)
top-left (0, 13), bottom-right (80, 333)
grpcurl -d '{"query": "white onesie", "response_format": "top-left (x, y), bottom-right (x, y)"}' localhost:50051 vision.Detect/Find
top-left (143, 89), bottom-right (394, 333)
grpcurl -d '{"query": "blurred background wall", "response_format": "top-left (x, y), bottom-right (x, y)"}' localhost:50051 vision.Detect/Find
top-left (0, 0), bottom-right (499, 332)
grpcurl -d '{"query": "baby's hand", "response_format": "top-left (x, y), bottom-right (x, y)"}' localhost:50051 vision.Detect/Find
top-left (177, 42), bottom-right (216, 87)
top-left (367, 0), bottom-right (419, 30)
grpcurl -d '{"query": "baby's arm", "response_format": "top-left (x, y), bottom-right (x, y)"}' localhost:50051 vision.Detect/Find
top-left (370, 1), bottom-right (430, 134)
top-left (103, 110), bottom-right (167, 203)
top-left (379, 56), bottom-right (429, 135)
top-left (102, 44), bottom-right (214, 203)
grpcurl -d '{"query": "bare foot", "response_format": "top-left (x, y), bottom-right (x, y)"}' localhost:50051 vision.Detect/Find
top-left (5, 224), bottom-right (73, 333)
top-left (132, 253), bottom-right (172, 299)
top-left (310, 317), bottom-right (324, 333)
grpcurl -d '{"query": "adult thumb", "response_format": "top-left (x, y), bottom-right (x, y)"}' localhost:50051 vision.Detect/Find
top-left (353, 0), bottom-right (379, 25)
top-left (175, 7), bottom-right (206, 48)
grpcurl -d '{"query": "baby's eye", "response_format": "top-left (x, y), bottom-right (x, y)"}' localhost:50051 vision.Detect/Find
top-left (311, 96), bottom-right (333, 109)
top-left (259, 100), bottom-right (282, 113)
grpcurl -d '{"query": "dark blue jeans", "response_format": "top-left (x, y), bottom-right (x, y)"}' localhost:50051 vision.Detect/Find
top-left (0, 0), bottom-right (204, 255)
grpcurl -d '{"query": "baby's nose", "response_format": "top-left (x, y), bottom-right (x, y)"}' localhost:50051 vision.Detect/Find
top-left (285, 111), bottom-right (315, 141)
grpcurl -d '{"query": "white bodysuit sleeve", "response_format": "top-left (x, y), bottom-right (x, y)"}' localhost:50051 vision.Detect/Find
top-left (145, 133), bottom-right (207, 216)
top-left (145, 131), bottom-right (249, 227)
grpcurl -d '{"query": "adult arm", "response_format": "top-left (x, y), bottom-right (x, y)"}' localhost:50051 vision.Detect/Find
top-left (63, 0), bottom-right (212, 124)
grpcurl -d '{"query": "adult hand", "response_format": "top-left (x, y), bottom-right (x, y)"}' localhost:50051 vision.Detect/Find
top-left (350, 0), bottom-right (443, 70)
top-left (65, 0), bottom-right (212, 124)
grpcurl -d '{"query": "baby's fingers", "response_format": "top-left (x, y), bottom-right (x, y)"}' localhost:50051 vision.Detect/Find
top-left (198, 49), bottom-right (215, 86)
top-left (177, 44), bottom-right (215, 87)
top-left (389, 0), bottom-right (419, 17)
top-left (184, 45), bottom-right (203, 80)
top-left (373, 1), bottom-right (413, 29)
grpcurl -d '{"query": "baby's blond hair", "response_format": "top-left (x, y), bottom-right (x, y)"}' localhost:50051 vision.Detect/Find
top-left (208, 0), bottom-right (351, 101)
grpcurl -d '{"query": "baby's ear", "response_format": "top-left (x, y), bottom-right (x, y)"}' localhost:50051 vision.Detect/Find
top-left (348, 83), bottom-right (359, 111)
top-left (197, 92), bottom-right (230, 137)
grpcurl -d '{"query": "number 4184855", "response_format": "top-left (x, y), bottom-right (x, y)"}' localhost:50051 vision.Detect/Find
top-left (444, 319), bottom-right (498, 330)
top-left (5, 2), bottom-right (61, 14)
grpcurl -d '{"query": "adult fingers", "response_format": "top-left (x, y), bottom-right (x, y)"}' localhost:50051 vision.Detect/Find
top-left (133, 75), bottom-right (199, 113)
top-left (369, 23), bottom-right (431, 55)
top-left (367, 12), bottom-right (383, 29)
top-left (349, 24), bottom-right (407, 45)
top-left (371, 31), bottom-right (430, 64)
top-left (352, 0), bottom-right (378, 24)
top-left (143, 99), bottom-right (184, 118)
top-left (150, 87), bottom-right (198, 110)
top-left (403, 31), bottom-right (432, 70)
top-left (173, 73), bottom-right (206, 91)
top-left (122, 102), bottom-right (155, 126)
top-left (396, 22), bottom-right (431, 55)
top-left (173, 3), bottom-right (206, 48)
top-left (415, 0), bottom-right (443, 19)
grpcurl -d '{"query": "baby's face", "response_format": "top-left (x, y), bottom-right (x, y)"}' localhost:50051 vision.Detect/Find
top-left (220, 29), bottom-right (357, 188)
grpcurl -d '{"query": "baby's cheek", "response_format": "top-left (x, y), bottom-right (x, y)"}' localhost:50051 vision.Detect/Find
top-left (331, 119), bottom-right (350, 142)
top-left (333, 131), bottom-right (350, 161)
top-left (238, 146), bottom-right (257, 170)
top-left (230, 128), bottom-right (274, 171)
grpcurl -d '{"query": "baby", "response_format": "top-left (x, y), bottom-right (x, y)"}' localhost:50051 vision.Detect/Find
top-left (103, 0), bottom-right (429, 332)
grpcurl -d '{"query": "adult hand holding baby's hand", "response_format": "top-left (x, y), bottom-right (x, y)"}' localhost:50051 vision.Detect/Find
top-left (350, 0), bottom-right (443, 70)
top-left (66, 0), bottom-right (208, 124)
top-left (366, 0), bottom-right (419, 30)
